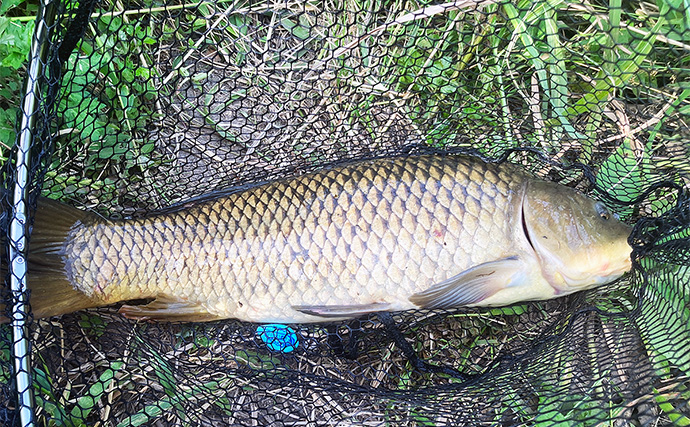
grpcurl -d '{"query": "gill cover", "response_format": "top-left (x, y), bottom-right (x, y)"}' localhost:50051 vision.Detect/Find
top-left (521, 180), bottom-right (632, 293)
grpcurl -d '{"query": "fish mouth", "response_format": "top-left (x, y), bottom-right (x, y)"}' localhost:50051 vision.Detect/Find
top-left (599, 254), bottom-right (632, 280)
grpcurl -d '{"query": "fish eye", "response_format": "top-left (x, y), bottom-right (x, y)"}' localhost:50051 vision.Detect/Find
top-left (595, 202), bottom-right (611, 220)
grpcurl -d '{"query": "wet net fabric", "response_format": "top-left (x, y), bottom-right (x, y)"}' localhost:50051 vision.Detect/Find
top-left (2, 0), bottom-right (690, 425)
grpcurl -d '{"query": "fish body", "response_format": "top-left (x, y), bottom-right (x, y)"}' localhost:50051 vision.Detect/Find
top-left (25, 155), bottom-right (632, 323)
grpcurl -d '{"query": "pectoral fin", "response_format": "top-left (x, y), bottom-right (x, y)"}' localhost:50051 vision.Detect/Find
top-left (409, 257), bottom-right (526, 309)
top-left (292, 302), bottom-right (391, 318)
top-left (119, 296), bottom-right (224, 322)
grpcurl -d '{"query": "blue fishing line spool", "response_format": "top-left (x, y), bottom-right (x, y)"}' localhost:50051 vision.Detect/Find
top-left (257, 324), bottom-right (299, 353)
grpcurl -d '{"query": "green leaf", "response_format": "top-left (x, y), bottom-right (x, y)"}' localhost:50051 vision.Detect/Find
top-left (116, 400), bottom-right (174, 427)
top-left (570, 13), bottom-right (664, 117)
top-left (655, 386), bottom-right (690, 426)
top-left (636, 262), bottom-right (690, 377)
top-left (71, 361), bottom-right (125, 420)
top-left (0, 17), bottom-right (33, 69)
top-left (0, 0), bottom-right (24, 15)
top-left (595, 140), bottom-right (648, 219)
top-left (281, 17), bottom-right (309, 40)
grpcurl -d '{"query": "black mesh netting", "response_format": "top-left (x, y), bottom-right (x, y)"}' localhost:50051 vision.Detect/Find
top-left (2, 0), bottom-right (690, 425)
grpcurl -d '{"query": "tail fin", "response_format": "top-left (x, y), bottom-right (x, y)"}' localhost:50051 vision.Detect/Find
top-left (2, 197), bottom-right (101, 322)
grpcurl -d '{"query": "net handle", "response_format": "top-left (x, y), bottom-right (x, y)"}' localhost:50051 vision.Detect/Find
top-left (9, 0), bottom-right (57, 425)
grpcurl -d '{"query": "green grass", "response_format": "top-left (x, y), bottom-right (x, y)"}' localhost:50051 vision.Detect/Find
top-left (34, 359), bottom-right (125, 427)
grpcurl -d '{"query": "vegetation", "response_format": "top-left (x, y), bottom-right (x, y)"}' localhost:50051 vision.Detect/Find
top-left (0, 0), bottom-right (36, 160)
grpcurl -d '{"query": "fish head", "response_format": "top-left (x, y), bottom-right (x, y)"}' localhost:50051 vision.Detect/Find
top-left (521, 180), bottom-right (632, 293)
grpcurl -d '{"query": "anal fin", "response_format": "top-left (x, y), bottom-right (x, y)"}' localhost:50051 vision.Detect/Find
top-left (409, 257), bottom-right (527, 309)
top-left (119, 296), bottom-right (223, 322)
top-left (292, 302), bottom-right (391, 318)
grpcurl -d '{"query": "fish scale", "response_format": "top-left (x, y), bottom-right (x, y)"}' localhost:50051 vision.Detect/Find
top-left (59, 155), bottom-right (520, 322)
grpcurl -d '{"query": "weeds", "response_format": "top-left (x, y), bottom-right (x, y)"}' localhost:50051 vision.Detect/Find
top-left (0, 4), bottom-right (35, 162)
top-left (33, 354), bottom-right (125, 427)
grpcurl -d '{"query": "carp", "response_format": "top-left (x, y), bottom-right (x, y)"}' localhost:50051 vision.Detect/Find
top-left (17, 155), bottom-right (631, 323)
